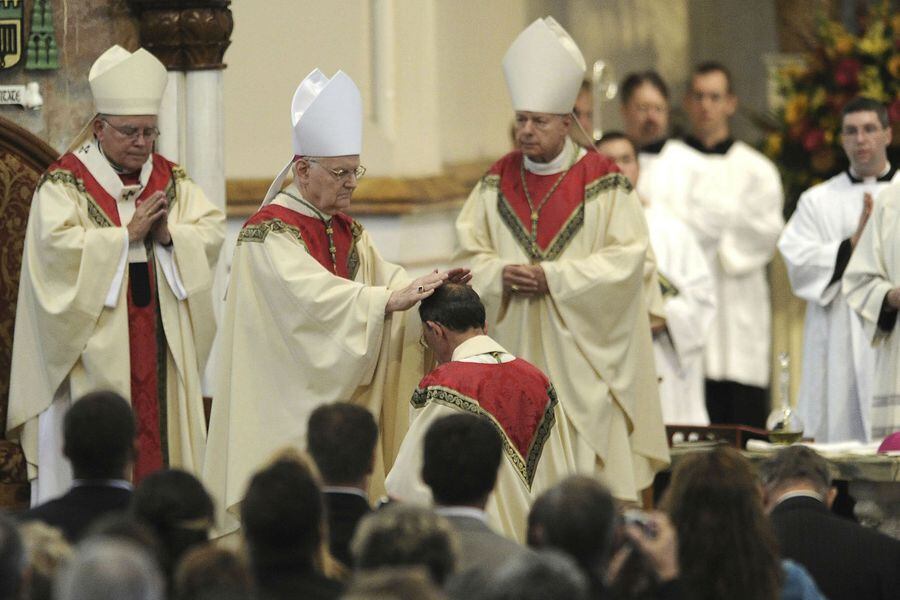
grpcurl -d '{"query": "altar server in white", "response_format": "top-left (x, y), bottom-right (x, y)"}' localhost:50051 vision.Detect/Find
top-left (598, 132), bottom-right (716, 425)
top-left (779, 98), bottom-right (897, 442)
top-left (649, 62), bottom-right (784, 428)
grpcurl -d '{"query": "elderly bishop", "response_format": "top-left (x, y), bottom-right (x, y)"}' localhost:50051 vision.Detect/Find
top-left (7, 46), bottom-right (225, 502)
top-left (204, 69), bottom-right (467, 534)
top-left (454, 18), bottom-right (669, 503)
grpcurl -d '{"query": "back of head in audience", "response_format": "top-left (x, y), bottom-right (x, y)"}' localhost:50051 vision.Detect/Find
top-left (342, 567), bottom-right (446, 600)
top-left (308, 403), bottom-right (378, 488)
top-left (0, 513), bottom-right (24, 600)
top-left (63, 390), bottom-right (135, 479)
top-left (174, 544), bottom-right (253, 600)
top-left (19, 521), bottom-right (73, 600)
top-left (131, 469), bottom-right (214, 581)
top-left (351, 504), bottom-right (457, 586)
top-left (479, 550), bottom-right (588, 600)
top-left (758, 445), bottom-right (836, 509)
top-left (662, 446), bottom-right (782, 600)
top-left (54, 538), bottom-right (164, 600)
top-left (423, 413), bottom-right (502, 508)
top-left (241, 457), bottom-right (324, 569)
top-left (526, 475), bottom-right (615, 589)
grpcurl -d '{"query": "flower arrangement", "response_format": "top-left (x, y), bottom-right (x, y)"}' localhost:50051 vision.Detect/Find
top-left (763, 3), bottom-right (900, 216)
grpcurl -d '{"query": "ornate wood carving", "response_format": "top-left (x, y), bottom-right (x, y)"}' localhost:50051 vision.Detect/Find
top-left (127, 0), bottom-right (233, 71)
top-left (0, 117), bottom-right (58, 509)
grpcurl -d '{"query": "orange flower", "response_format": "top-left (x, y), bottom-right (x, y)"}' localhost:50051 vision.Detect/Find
top-left (835, 34), bottom-right (856, 55)
top-left (889, 55), bottom-right (900, 79)
top-left (765, 133), bottom-right (783, 157)
top-left (892, 13), bottom-right (900, 35)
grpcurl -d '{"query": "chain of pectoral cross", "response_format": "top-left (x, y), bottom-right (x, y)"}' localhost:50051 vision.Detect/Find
top-left (519, 160), bottom-right (572, 244)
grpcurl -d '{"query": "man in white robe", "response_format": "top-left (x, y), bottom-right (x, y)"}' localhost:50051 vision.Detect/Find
top-left (644, 61), bottom-right (784, 428)
top-left (386, 284), bottom-right (577, 542)
top-left (844, 180), bottom-right (900, 440)
top-left (6, 46), bottom-right (225, 503)
top-left (203, 69), bottom-right (467, 535)
top-left (598, 132), bottom-right (716, 425)
top-left (779, 98), bottom-right (897, 442)
top-left (619, 70), bottom-right (676, 202)
top-left (454, 17), bottom-right (669, 503)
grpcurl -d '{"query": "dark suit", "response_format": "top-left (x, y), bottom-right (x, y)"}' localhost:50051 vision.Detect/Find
top-left (770, 495), bottom-right (900, 600)
top-left (255, 566), bottom-right (343, 600)
top-left (17, 483), bottom-right (132, 542)
top-left (440, 513), bottom-right (531, 573)
top-left (323, 490), bottom-right (371, 567)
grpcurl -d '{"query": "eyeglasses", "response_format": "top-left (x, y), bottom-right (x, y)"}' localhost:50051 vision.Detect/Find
top-left (101, 119), bottom-right (160, 142)
top-left (308, 159), bottom-right (366, 181)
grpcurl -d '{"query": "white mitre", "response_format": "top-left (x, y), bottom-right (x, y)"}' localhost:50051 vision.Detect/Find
top-left (90, 45), bottom-right (168, 115)
top-left (263, 68), bottom-right (363, 205)
top-left (502, 16), bottom-right (586, 114)
top-left (66, 45), bottom-right (168, 152)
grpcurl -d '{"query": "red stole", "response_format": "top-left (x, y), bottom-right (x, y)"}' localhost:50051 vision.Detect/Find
top-left (488, 150), bottom-right (624, 261)
top-left (47, 153), bottom-right (176, 483)
top-left (412, 358), bottom-right (557, 488)
top-left (243, 203), bottom-right (361, 280)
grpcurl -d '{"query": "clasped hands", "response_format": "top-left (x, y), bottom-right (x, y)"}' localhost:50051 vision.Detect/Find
top-left (503, 264), bottom-right (548, 296)
top-left (385, 267), bottom-right (472, 314)
top-left (127, 191), bottom-right (171, 245)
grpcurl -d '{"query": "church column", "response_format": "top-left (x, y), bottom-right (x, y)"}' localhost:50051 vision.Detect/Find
top-left (127, 0), bottom-right (234, 213)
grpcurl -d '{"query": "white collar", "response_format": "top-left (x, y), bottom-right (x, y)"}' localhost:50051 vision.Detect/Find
top-left (849, 162), bottom-right (891, 183)
top-left (72, 478), bottom-right (133, 491)
top-left (523, 137), bottom-right (583, 175)
top-left (450, 335), bottom-right (509, 362)
top-left (773, 490), bottom-right (824, 507)
top-left (274, 183), bottom-right (332, 222)
top-left (434, 506), bottom-right (489, 523)
top-left (322, 485), bottom-right (370, 501)
top-left (73, 139), bottom-right (153, 203)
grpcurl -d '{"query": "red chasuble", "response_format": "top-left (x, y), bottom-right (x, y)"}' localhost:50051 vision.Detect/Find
top-left (44, 153), bottom-right (179, 483)
top-left (411, 358), bottom-right (557, 488)
top-left (488, 149), bottom-right (627, 262)
top-left (241, 203), bottom-right (363, 279)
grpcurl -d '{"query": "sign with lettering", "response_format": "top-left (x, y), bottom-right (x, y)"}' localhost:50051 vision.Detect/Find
top-left (0, 0), bottom-right (24, 70)
top-left (0, 83), bottom-right (42, 109)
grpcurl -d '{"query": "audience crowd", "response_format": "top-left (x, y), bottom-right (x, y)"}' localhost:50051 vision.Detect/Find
top-left (3, 391), bottom-right (898, 600)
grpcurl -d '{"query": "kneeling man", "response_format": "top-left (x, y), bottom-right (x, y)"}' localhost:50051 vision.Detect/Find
top-left (385, 284), bottom-right (576, 541)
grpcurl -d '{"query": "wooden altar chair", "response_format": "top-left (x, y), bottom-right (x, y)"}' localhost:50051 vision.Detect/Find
top-left (0, 116), bottom-right (59, 509)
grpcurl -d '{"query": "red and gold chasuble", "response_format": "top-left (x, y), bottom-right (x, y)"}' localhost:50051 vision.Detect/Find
top-left (488, 150), bottom-right (625, 262)
top-left (45, 153), bottom-right (178, 483)
top-left (241, 203), bottom-right (362, 279)
top-left (411, 358), bottom-right (557, 488)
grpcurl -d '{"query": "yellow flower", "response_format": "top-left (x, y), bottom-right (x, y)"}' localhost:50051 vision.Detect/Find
top-left (859, 66), bottom-right (887, 101)
top-left (858, 21), bottom-right (890, 56)
top-left (785, 94), bottom-right (808, 126)
top-left (889, 55), bottom-right (900, 79)
top-left (766, 133), bottom-right (783, 157)
top-left (824, 130), bottom-right (834, 145)
top-left (892, 13), bottom-right (900, 34)
top-left (810, 88), bottom-right (827, 110)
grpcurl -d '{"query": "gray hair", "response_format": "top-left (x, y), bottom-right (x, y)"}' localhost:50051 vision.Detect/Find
top-left (480, 550), bottom-right (589, 600)
top-left (351, 504), bottom-right (458, 586)
top-left (758, 445), bottom-right (833, 495)
top-left (54, 539), bottom-right (164, 600)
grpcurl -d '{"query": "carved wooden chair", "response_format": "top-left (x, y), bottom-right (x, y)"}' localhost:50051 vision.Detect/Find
top-left (0, 116), bottom-right (58, 509)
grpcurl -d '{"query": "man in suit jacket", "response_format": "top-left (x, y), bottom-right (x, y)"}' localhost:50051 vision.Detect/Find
top-left (423, 413), bottom-right (532, 574)
top-left (307, 402), bottom-right (377, 567)
top-left (761, 445), bottom-right (900, 600)
top-left (18, 391), bottom-right (136, 542)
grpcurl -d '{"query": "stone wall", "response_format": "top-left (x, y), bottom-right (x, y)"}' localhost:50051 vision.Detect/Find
top-left (0, 0), bottom-right (138, 152)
